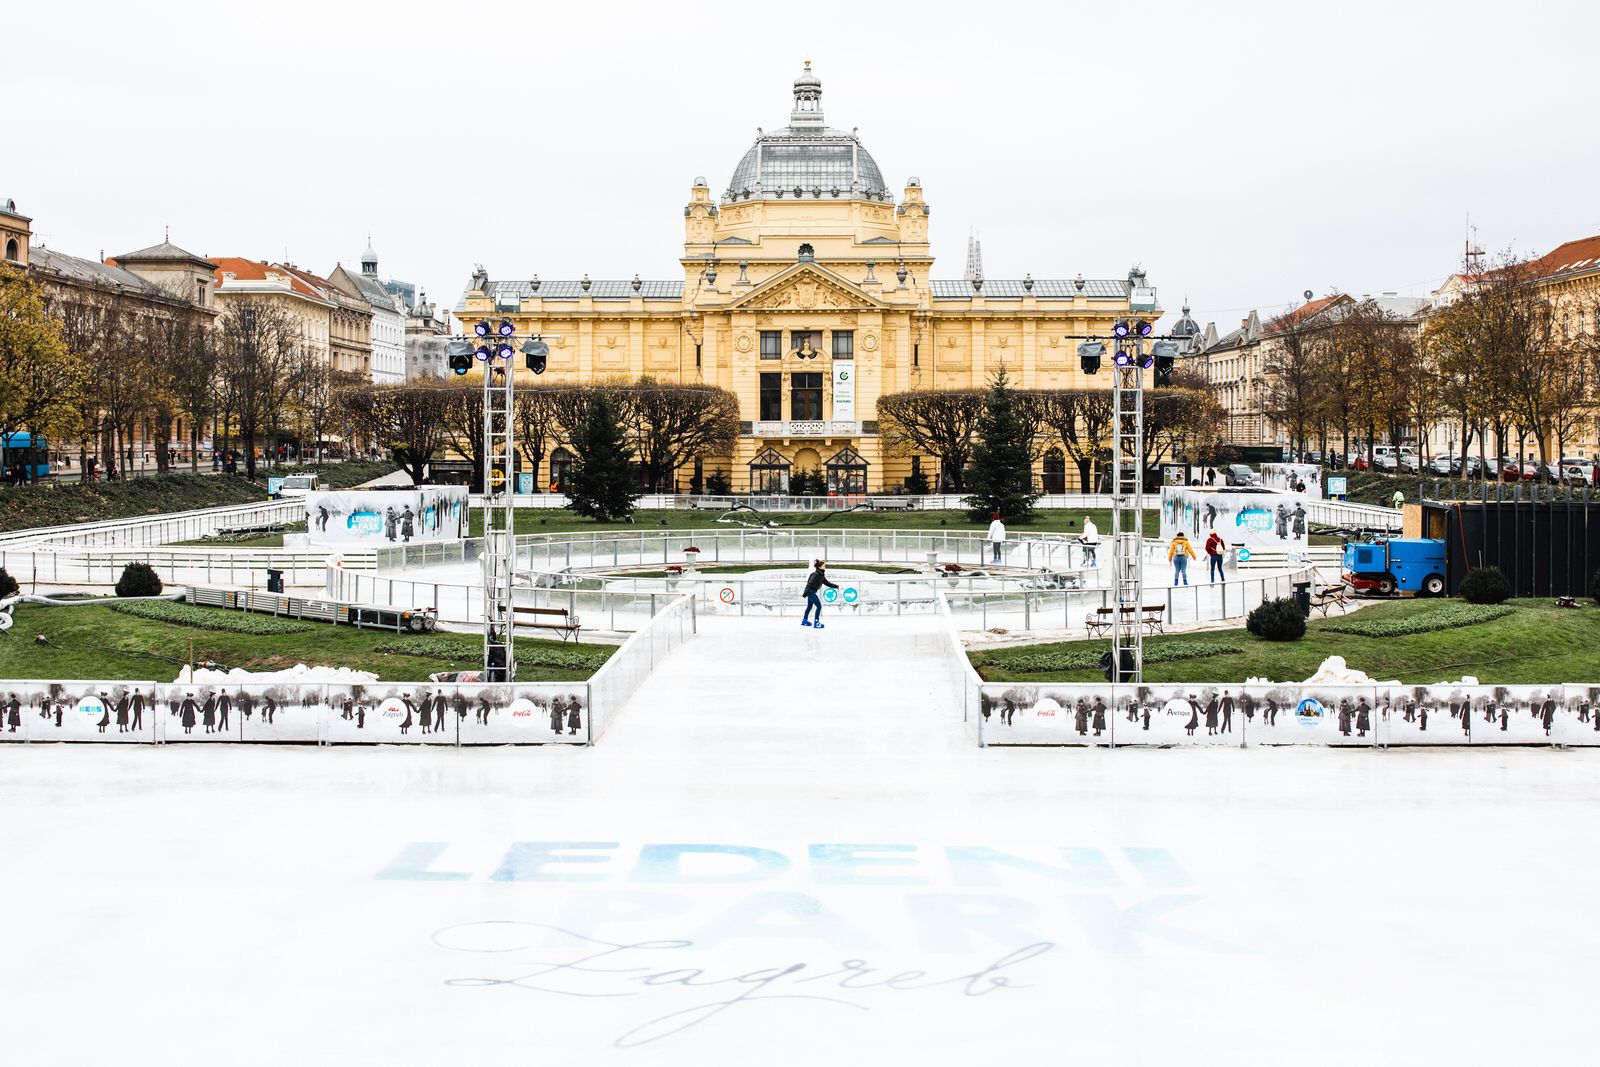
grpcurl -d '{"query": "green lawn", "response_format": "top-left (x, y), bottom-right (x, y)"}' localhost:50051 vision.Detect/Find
top-left (968, 598), bottom-right (1600, 685)
top-left (477, 508), bottom-right (1161, 537)
top-left (0, 602), bottom-right (612, 682)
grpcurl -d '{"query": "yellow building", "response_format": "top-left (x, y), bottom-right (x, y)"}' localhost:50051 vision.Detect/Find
top-left (457, 64), bottom-right (1158, 493)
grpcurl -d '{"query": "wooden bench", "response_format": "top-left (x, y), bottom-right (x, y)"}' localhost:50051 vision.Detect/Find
top-left (513, 605), bottom-right (582, 642)
top-left (865, 497), bottom-right (915, 511)
top-left (1085, 604), bottom-right (1166, 637)
top-left (1309, 585), bottom-right (1351, 616)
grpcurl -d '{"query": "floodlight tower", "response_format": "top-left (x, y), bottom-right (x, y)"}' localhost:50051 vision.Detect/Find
top-left (1108, 318), bottom-right (1154, 688)
top-left (445, 318), bottom-right (553, 683)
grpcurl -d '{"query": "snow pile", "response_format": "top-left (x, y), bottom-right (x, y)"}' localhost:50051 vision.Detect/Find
top-left (173, 663), bottom-right (379, 684)
top-left (1244, 656), bottom-right (1482, 687)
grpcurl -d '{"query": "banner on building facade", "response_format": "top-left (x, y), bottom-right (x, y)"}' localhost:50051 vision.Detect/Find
top-left (1159, 487), bottom-right (1310, 552)
top-left (305, 486), bottom-right (468, 547)
top-left (831, 361), bottom-right (855, 422)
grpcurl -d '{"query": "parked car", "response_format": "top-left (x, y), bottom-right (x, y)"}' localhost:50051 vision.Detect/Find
top-left (1562, 462), bottom-right (1597, 486)
top-left (1373, 454), bottom-right (1399, 473)
top-left (1428, 455), bottom-right (1459, 476)
top-left (1349, 455), bottom-right (1369, 471)
top-left (1399, 454), bottom-right (1423, 473)
top-left (1223, 463), bottom-right (1259, 486)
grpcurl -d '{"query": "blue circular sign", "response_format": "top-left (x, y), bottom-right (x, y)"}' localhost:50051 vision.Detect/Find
top-left (842, 587), bottom-right (859, 604)
top-left (823, 587), bottom-right (838, 603)
top-left (1237, 548), bottom-right (1251, 562)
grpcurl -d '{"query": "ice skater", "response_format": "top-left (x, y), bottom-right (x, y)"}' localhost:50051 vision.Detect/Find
top-left (129, 689), bottom-right (145, 731)
top-left (1355, 698), bottom-right (1371, 738)
top-left (1091, 697), bottom-right (1106, 738)
top-left (1219, 690), bottom-right (1234, 733)
top-left (262, 694), bottom-right (278, 725)
top-left (1185, 695), bottom-right (1200, 736)
top-left (549, 697), bottom-right (564, 735)
top-left (801, 559), bottom-right (838, 629)
top-left (1169, 532), bottom-right (1196, 586)
top-left (566, 697), bottom-right (582, 736)
top-left (1204, 694), bottom-right (1219, 736)
top-left (180, 693), bottom-right (198, 735)
top-left (97, 693), bottom-right (111, 733)
top-left (987, 513), bottom-right (1006, 565)
top-left (114, 692), bottom-right (129, 733)
top-left (4, 693), bottom-right (19, 733)
top-left (1205, 529), bottom-right (1226, 584)
top-left (216, 690), bottom-right (231, 732)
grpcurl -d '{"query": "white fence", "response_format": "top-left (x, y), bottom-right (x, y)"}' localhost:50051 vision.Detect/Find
top-left (0, 678), bottom-right (590, 745)
top-left (0, 498), bottom-right (304, 549)
top-left (974, 681), bottom-right (1599, 748)
top-left (586, 592), bottom-right (698, 742)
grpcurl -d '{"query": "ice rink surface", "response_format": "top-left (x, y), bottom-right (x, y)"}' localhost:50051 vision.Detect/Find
top-left (5, 615), bottom-right (1600, 1064)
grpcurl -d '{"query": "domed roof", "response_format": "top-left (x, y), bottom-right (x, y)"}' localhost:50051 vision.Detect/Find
top-left (724, 64), bottom-right (892, 202)
top-left (1171, 303), bottom-right (1201, 337)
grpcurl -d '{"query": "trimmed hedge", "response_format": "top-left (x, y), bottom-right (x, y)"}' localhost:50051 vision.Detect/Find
top-left (1323, 602), bottom-right (1515, 638)
top-left (372, 636), bottom-right (613, 672)
top-left (1246, 597), bottom-right (1307, 641)
top-left (115, 562), bottom-right (164, 597)
top-left (1458, 566), bottom-right (1512, 605)
top-left (988, 640), bottom-right (1244, 675)
top-left (107, 599), bottom-right (313, 635)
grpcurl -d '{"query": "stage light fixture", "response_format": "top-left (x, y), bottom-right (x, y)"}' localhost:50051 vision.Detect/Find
top-left (1151, 339), bottom-right (1179, 386)
top-left (446, 339), bottom-right (474, 376)
top-left (1077, 339), bottom-right (1104, 375)
top-left (474, 345), bottom-right (492, 362)
top-left (496, 342), bottom-right (514, 360)
top-left (1135, 319), bottom-right (1153, 337)
top-left (522, 337), bottom-right (549, 374)
top-left (497, 318), bottom-right (515, 337)
top-left (473, 321), bottom-right (491, 338)
top-left (1112, 320), bottom-right (1130, 339)
top-left (1139, 351), bottom-right (1155, 369)
top-left (1114, 349), bottom-right (1133, 368)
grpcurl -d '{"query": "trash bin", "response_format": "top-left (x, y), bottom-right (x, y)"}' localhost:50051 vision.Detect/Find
top-left (1292, 579), bottom-right (1311, 617)
top-left (266, 568), bottom-right (285, 594)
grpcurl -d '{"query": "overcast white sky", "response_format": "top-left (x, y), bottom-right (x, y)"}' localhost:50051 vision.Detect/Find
top-left (9, 0), bottom-right (1598, 332)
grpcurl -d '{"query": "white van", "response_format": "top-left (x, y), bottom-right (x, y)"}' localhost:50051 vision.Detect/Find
top-left (277, 474), bottom-right (321, 498)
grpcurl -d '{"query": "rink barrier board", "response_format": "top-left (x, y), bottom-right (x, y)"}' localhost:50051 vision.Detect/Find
top-left (0, 680), bottom-right (590, 745)
top-left (977, 682), bottom-right (1600, 746)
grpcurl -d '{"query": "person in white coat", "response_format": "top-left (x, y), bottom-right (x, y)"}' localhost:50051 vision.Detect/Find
top-left (986, 513), bottom-right (1006, 564)
top-left (1079, 516), bottom-right (1100, 566)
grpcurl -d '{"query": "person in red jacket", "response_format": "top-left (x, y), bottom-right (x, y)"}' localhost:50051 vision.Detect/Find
top-left (1205, 528), bottom-right (1226, 584)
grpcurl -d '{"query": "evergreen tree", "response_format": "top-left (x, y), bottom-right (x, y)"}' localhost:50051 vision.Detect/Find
top-left (964, 368), bottom-right (1039, 522)
top-left (567, 392), bottom-right (640, 522)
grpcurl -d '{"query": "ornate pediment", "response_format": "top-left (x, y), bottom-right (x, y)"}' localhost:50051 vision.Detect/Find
top-left (727, 262), bottom-right (883, 312)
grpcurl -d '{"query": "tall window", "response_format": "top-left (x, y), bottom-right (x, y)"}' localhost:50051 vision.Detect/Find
top-left (760, 330), bottom-right (783, 360)
top-left (831, 330), bottom-right (854, 359)
top-left (759, 373), bottom-right (782, 421)
top-left (4, 238), bottom-right (18, 262)
top-left (791, 372), bottom-right (823, 421)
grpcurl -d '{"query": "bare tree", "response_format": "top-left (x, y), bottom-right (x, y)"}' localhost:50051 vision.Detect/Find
top-left (217, 299), bottom-right (304, 480)
top-left (338, 381), bottom-right (455, 485)
top-left (626, 378), bottom-right (741, 492)
top-left (876, 390), bottom-right (983, 491)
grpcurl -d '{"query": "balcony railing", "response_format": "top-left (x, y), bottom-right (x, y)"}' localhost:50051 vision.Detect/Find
top-left (749, 420), bottom-right (864, 438)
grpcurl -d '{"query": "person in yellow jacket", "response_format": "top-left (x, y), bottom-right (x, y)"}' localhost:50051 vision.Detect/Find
top-left (1169, 531), bottom-right (1197, 586)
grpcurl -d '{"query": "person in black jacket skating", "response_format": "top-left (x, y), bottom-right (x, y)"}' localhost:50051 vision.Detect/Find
top-left (801, 559), bottom-right (838, 628)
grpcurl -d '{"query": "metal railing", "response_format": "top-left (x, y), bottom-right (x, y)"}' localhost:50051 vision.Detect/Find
top-left (586, 592), bottom-right (697, 743)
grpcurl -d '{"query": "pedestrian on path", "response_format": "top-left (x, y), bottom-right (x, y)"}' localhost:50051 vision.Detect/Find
top-left (987, 513), bottom-right (1006, 565)
top-left (801, 559), bottom-right (838, 629)
top-left (1079, 516), bottom-right (1100, 567)
top-left (1393, 489), bottom-right (1405, 510)
top-left (1205, 528), bottom-right (1226, 584)
top-left (1169, 532), bottom-right (1197, 585)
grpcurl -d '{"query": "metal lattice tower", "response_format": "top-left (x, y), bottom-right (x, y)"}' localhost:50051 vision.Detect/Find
top-left (482, 360), bottom-right (516, 681)
top-left (1110, 346), bottom-right (1146, 690)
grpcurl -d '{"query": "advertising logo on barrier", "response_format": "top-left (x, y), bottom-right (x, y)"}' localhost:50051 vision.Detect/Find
top-left (348, 510), bottom-right (383, 535)
top-left (507, 696), bottom-right (539, 724)
top-left (1032, 696), bottom-right (1064, 725)
top-left (378, 697), bottom-right (408, 723)
top-left (267, 477), bottom-right (285, 496)
top-left (1235, 508), bottom-right (1273, 534)
top-left (1295, 697), bottom-right (1325, 727)
top-left (77, 694), bottom-right (105, 718)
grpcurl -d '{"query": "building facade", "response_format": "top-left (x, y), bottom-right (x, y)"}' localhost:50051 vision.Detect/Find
top-left (404, 290), bottom-right (450, 380)
top-left (211, 258), bottom-right (335, 368)
top-left (455, 64), bottom-right (1156, 493)
top-left (329, 244), bottom-right (406, 384)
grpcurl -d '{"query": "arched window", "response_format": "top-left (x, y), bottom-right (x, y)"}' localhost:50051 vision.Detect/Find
top-left (1041, 449), bottom-right (1066, 494)
top-left (3, 238), bottom-right (17, 262)
top-left (549, 448), bottom-right (573, 492)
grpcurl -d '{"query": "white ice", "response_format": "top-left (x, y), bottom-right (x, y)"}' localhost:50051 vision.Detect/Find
top-left (4, 612), bottom-right (1597, 1064)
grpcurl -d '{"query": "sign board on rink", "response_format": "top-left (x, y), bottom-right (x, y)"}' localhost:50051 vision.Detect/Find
top-left (977, 683), bottom-right (1600, 747)
top-left (305, 485), bottom-right (468, 547)
top-left (0, 680), bottom-right (588, 744)
top-left (1259, 463), bottom-right (1322, 494)
top-left (1159, 486), bottom-right (1309, 552)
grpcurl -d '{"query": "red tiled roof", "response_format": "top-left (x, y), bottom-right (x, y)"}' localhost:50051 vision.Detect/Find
top-left (1528, 234), bottom-right (1600, 281)
top-left (210, 256), bottom-right (328, 301)
top-left (1266, 293), bottom-right (1350, 333)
